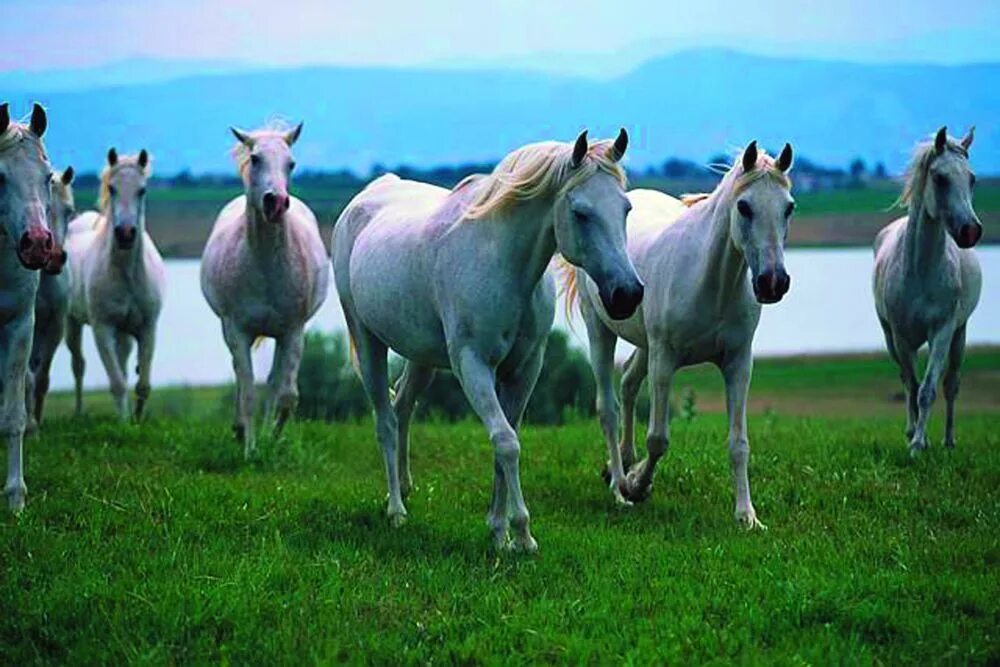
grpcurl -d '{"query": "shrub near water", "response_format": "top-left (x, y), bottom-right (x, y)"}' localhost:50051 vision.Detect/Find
top-left (296, 330), bottom-right (597, 425)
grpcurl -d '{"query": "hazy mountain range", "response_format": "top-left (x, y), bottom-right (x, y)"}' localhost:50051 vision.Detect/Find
top-left (4, 49), bottom-right (997, 174)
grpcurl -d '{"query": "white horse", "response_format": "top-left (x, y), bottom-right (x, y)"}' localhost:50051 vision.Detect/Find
top-left (65, 148), bottom-right (166, 421)
top-left (26, 165), bottom-right (75, 430)
top-left (873, 127), bottom-right (981, 454)
top-left (333, 130), bottom-right (644, 551)
top-left (563, 140), bottom-right (795, 529)
top-left (201, 122), bottom-right (329, 456)
top-left (0, 102), bottom-right (59, 512)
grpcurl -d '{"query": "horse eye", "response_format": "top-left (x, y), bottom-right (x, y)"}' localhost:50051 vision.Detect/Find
top-left (109, 185), bottom-right (118, 197)
top-left (138, 187), bottom-right (147, 197)
top-left (250, 154), bottom-right (261, 166)
top-left (288, 160), bottom-right (297, 172)
top-left (970, 174), bottom-right (977, 188)
top-left (785, 202), bottom-right (795, 218)
top-left (0, 173), bottom-right (6, 187)
top-left (572, 210), bottom-right (588, 223)
top-left (934, 173), bottom-right (948, 189)
top-left (737, 200), bottom-right (753, 219)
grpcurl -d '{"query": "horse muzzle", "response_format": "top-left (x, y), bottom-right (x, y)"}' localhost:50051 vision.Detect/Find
top-left (114, 225), bottom-right (138, 250)
top-left (16, 226), bottom-right (55, 271)
top-left (955, 222), bottom-right (982, 249)
top-left (263, 192), bottom-right (290, 222)
top-left (600, 279), bottom-right (644, 320)
top-left (753, 267), bottom-right (791, 304)
top-left (43, 246), bottom-right (68, 275)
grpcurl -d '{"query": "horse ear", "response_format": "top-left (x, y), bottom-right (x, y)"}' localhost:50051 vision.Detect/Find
top-left (607, 127), bottom-right (628, 162)
top-left (0, 103), bottom-right (8, 135)
top-left (137, 149), bottom-right (149, 169)
top-left (29, 103), bottom-right (47, 138)
top-left (741, 140), bottom-right (758, 173)
top-left (934, 126), bottom-right (947, 154)
top-left (776, 143), bottom-right (794, 172)
top-left (230, 127), bottom-right (254, 148)
top-left (107, 147), bottom-right (118, 166)
top-left (61, 166), bottom-right (75, 185)
top-left (284, 122), bottom-right (303, 147)
top-left (960, 125), bottom-right (975, 152)
top-left (571, 130), bottom-right (589, 168)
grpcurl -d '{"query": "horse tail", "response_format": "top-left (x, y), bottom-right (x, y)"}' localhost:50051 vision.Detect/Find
top-left (347, 331), bottom-right (361, 378)
top-left (680, 192), bottom-right (711, 207)
top-left (554, 255), bottom-right (581, 328)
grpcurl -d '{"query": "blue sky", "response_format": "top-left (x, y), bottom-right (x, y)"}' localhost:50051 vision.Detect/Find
top-left (3, 0), bottom-right (999, 74)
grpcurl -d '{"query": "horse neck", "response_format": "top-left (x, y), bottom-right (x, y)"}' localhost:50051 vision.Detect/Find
top-left (697, 189), bottom-right (749, 303)
top-left (902, 201), bottom-right (948, 276)
top-left (245, 203), bottom-right (292, 251)
top-left (488, 198), bottom-right (557, 291)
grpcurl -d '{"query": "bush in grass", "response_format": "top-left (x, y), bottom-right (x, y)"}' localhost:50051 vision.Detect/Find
top-left (296, 331), bottom-right (369, 422)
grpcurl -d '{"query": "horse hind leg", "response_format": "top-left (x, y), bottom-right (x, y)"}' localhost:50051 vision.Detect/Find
top-left (942, 325), bottom-right (967, 449)
top-left (65, 317), bottom-right (86, 416)
top-left (619, 348), bottom-right (648, 474)
top-left (624, 348), bottom-right (674, 503)
top-left (392, 361), bottom-right (434, 498)
top-left (352, 323), bottom-right (406, 526)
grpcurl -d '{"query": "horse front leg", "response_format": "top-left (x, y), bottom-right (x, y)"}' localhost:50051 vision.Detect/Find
top-left (392, 362), bottom-right (435, 498)
top-left (270, 327), bottom-right (304, 437)
top-left (581, 299), bottom-right (627, 502)
top-left (943, 324), bottom-right (967, 449)
top-left (30, 325), bottom-right (61, 427)
top-left (92, 323), bottom-right (129, 421)
top-left (134, 325), bottom-right (155, 422)
top-left (911, 324), bottom-right (956, 454)
top-left (722, 345), bottom-right (764, 529)
top-left (65, 316), bottom-right (86, 416)
top-left (222, 320), bottom-right (256, 457)
top-left (619, 348), bottom-right (648, 475)
top-left (623, 347), bottom-right (674, 503)
top-left (1, 316), bottom-right (32, 512)
top-left (452, 346), bottom-right (537, 553)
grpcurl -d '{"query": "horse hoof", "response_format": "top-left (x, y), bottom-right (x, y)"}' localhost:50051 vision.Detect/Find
top-left (600, 462), bottom-right (612, 486)
top-left (908, 440), bottom-right (928, 457)
top-left (510, 535), bottom-right (539, 554)
top-left (6, 490), bottom-right (25, 514)
top-left (388, 511), bottom-right (408, 528)
top-left (736, 511), bottom-right (767, 531)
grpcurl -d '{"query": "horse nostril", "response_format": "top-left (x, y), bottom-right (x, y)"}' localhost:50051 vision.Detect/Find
top-left (44, 235), bottom-right (53, 250)
top-left (263, 193), bottom-right (277, 212)
top-left (19, 234), bottom-right (32, 251)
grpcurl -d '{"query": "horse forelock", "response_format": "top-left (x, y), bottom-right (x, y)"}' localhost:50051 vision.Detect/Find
top-left (896, 136), bottom-right (969, 210)
top-left (461, 139), bottom-right (627, 220)
top-left (231, 120), bottom-right (295, 184)
top-left (0, 122), bottom-right (48, 164)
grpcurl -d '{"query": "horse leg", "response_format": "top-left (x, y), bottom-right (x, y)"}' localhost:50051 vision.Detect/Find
top-left (392, 361), bottom-right (435, 498)
top-left (270, 327), bottom-right (304, 437)
top-left (581, 294), bottom-right (627, 502)
top-left (222, 320), bottom-right (256, 457)
top-left (30, 324), bottom-right (60, 427)
top-left (624, 347), bottom-right (674, 503)
top-left (890, 331), bottom-right (920, 444)
top-left (722, 345), bottom-right (764, 529)
top-left (452, 345), bottom-right (536, 552)
top-left (134, 324), bottom-right (156, 422)
top-left (353, 325), bottom-right (406, 526)
top-left (943, 325), bottom-right (967, 449)
top-left (1, 316), bottom-right (32, 512)
top-left (490, 341), bottom-right (546, 548)
top-left (619, 348), bottom-right (648, 474)
top-left (93, 324), bottom-right (129, 421)
top-left (65, 316), bottom-right (86, 416)
top-left (910, 325), bottom-right (955, 455)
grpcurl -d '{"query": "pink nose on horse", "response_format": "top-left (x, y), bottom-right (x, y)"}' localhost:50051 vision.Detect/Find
top-left (262, 192), bottom-right (290, 221)
top-left (17, 225), bottom-right (55, 271)
top-left (957, 222), bottom-right (982, 249)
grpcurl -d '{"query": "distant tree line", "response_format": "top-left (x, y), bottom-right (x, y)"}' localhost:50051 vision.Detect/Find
top-left (70, 153), bottom-right (894, 194)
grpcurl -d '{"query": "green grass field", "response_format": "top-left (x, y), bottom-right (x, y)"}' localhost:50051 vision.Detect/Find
top-left (70, 178), bottom-right (1000, 257)
top-left (3, 351), bottom-right (999, 663)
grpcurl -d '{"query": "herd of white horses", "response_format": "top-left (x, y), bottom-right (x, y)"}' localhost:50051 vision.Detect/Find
top-left (0, 102), bottom-right (982, 551)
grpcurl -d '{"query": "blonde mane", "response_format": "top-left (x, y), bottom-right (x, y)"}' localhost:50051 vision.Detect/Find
top-left (98, 154), bottom-right (150, 212)
top-left (458, 139), bottom-right (627, 220)
top-left (895, 135), bottom-right (969, 210)
top-left (231, 120), bottom-right (294, 184)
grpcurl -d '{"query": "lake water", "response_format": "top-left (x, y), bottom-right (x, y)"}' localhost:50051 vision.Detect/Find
top-left (48, 247), bottom-right (1000, 390)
